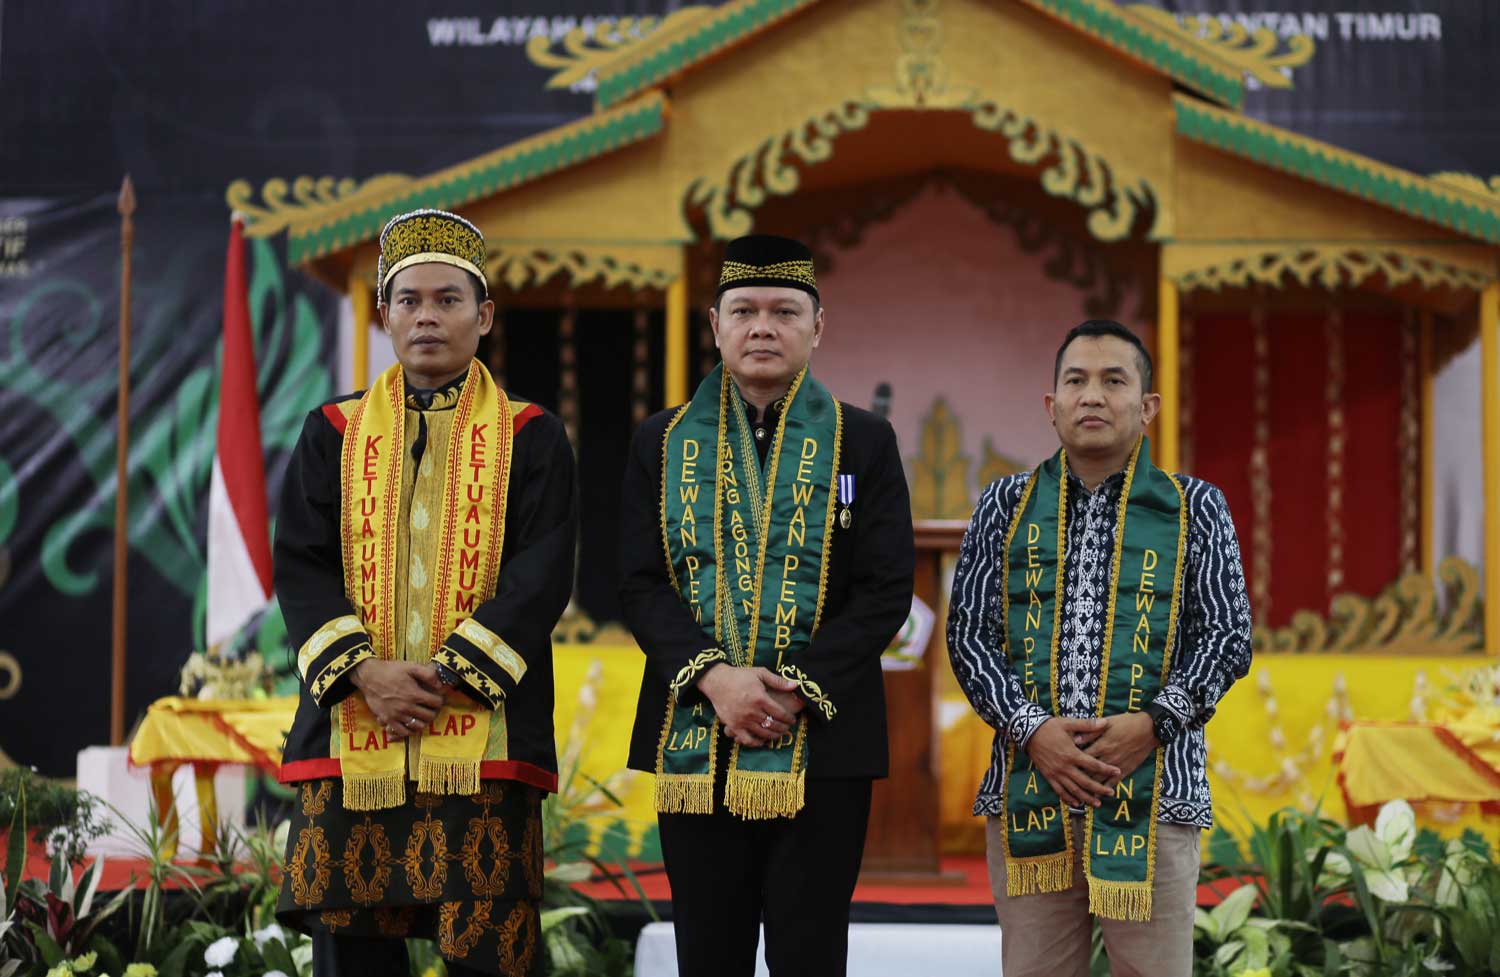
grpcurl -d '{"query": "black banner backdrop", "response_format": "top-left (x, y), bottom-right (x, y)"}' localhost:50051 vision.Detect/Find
top-left (0, 196), bottom-right (335, 773)
top-left (0, 1), bottom-right (1496, 773)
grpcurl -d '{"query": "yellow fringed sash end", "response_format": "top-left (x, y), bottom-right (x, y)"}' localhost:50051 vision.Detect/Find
top-left (417, 755), bottom-right (481, 797)
top-left (655, 774), bottom-right (715, 815)
top-left (724, 770), bottom-right (804, 820)
top-left (1005, 852), bottom-right (1073, 897)
top-left (1088, 879), bottom-right (1153, 922)
top-left (341, 771), bottom-right (407, 811)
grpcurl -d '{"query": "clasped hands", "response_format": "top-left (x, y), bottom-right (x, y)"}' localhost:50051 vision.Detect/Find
top-left (352, 659), bottom-right (472, 739)
top-left (697, 663), bottom-right (806, 747)
top-left (1023, 712), bottom-right (1159, 808)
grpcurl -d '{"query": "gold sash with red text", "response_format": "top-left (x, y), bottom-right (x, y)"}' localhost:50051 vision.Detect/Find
top-left (337, 361), bottom-right (512, 810)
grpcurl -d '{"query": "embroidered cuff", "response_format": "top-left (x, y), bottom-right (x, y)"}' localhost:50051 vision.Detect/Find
top-left (437, 618), bottom-right (526, 708)
top-left (297, 615), bottom-right (374, 708)
top-left (432, 645), bottom-right (504, 709)
top-left (1008, 704), bottom-right (1052, 750)
top-left (1152, 685), bottom-right (1197, 729)
top-left (777, 664), bottom-right (836, 722)
top-left (669, 649), bottom-right (726, 695)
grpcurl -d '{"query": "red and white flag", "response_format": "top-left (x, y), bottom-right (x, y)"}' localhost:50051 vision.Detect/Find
top-left (205, 216), bottom-right (272, 649)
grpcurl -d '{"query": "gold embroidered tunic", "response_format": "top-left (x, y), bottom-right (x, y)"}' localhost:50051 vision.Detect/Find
top-left (273, 375), bottom-right (577, 976)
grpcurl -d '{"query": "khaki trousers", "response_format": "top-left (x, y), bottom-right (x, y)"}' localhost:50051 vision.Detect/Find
top-left (985, 815), bottom-right (1200, 977)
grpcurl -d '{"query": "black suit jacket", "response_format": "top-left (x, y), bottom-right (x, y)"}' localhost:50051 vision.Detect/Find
top-left (619, 399), bottom-right (915, 780)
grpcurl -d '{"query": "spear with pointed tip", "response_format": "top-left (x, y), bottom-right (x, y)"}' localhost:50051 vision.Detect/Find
top-left (112, 175), bottom-right (135, 746)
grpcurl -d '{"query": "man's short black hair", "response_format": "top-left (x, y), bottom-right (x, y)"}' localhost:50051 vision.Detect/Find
top-left (1053, 319), bottom-right (1153, 392)
top-left (382, 268), bottom-right (487, 307)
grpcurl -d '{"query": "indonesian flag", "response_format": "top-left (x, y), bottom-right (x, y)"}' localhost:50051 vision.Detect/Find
top-left (205, 216), bottom-right (273, 649)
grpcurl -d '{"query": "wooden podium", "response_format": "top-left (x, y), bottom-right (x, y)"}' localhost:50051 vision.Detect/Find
top-left (860, 519), bottom-right (969, 883)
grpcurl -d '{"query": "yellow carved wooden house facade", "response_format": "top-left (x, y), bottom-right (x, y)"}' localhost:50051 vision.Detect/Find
top-left (232, 0), bottom-right (1500, 845)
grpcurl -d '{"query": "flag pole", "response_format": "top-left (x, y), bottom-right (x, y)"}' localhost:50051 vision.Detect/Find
top-left (112, 175), bottom-right (136, 746)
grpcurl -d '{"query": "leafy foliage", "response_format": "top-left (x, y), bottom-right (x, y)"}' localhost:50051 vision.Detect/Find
top-left (1194, 802), bottom-right (1500, 977)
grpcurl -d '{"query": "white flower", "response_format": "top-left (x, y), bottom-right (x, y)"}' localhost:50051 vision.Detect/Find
top-left (1435, 838), bottom-right (1485, 908)
top-left (204, 935), bottom-right (240, 968)
top-left (205, 972), bottom-right (224, 977)
top-left (264, 971), bottom-right (291, 977)
top-left (1324, 800), bottom-right (1418, 903)
top-left (252, 924), bottom-right (287, 948)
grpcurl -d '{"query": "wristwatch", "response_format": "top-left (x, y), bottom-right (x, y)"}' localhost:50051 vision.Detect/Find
top-left (433, 661), bottom-right (462, 689)
top-left (1143, 703), bottom-right (1182, 746)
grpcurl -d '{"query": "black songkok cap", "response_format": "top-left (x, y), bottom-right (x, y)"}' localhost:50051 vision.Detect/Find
top-left (715, 234), bottom-right (819, 301)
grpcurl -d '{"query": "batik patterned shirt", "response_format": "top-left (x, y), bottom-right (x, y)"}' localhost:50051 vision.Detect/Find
top-left (947, 468), bottom-right (1253, 828)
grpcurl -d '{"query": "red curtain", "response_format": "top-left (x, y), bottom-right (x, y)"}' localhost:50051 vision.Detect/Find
top-left (1188, 309), bottom-right (1406, 629)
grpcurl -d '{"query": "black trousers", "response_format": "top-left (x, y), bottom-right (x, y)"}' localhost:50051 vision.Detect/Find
top-left (311, 934), bottom-right (497, 977)
top-left (658, 770), bottom-right (874, 977)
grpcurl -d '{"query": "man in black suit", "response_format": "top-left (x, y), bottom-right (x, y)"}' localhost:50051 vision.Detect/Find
top-left (618, 234), bottom-right (915, 977)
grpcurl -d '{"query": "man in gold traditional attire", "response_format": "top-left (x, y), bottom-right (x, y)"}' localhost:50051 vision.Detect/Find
top-left (272, 209), bottom-right (576, 977)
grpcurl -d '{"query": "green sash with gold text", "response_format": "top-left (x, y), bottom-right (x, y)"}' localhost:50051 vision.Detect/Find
top-left (656, 363), bottom-right (841, 819)
top-left (1000, 437), bottom-right (1186, 921)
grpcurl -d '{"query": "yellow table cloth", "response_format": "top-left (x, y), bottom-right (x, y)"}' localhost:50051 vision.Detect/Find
top-left (1335, 718), bottom-right (1500, 815)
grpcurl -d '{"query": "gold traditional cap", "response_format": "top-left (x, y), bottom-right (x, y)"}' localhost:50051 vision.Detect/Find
top-left (376, 208), bottom-right (487, 303)
top-left (716, 234), bottom-right (818, 300)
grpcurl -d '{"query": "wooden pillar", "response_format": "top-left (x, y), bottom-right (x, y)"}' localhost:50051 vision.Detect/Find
top-left (1481, 283), bottom-right (1500, 655)
top-left (863, 520), bottom-right (966, 883)
top-left (1156, 276), bottom-right (1180, 473)
top-left (1418, 310), bottom-right (1435, 580)
top-left (665, 263), bottom-right (689, 407)
top-left (350, 268), bottom-right (372, 391)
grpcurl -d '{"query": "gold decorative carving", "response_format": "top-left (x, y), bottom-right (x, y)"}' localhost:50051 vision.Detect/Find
top-left (966, 102), bottom-right (1159, 241)
top-left (1249, 306), bottom-right (1272, 629)
top-left (864, 0), bottom-right (974, 110)
top-left (1251, 557), bottom-right (1485, 656)
top-left (1176, 249), bottom-right (1493, 292)
top-left (685, 101), bottom-right (872, 240)
top-left (487, 245), bottom-right (677, 292)
top-left (1428, 172), bottom-right (1500, 200)
top-left (682, 1), bottom-right (1162, 245)
top-left (909, 397), bottom-right (972, 519)
top-left (226, 174), bottom-right (411, 238)
top-left (977, 438), bottom-right (1024, 493)
top-left (525, 10), bottom-right (709, 91)
top-left (1324, 310), bottom-right (1345, 595)
top-left (1129, 6), bottom-right (1315, 89)
top-left (944, 174), bottom-right (1138, 318)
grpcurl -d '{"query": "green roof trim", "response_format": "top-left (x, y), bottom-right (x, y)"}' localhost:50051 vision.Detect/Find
top-left (288, 95), bottom-right (667, 264)
top-left (1175, 96), bottom-right (1500, 246)
top-left (1022, 0), bottom-right (1242, 109)
top-left (596, 0), bottom-right (817, 109)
